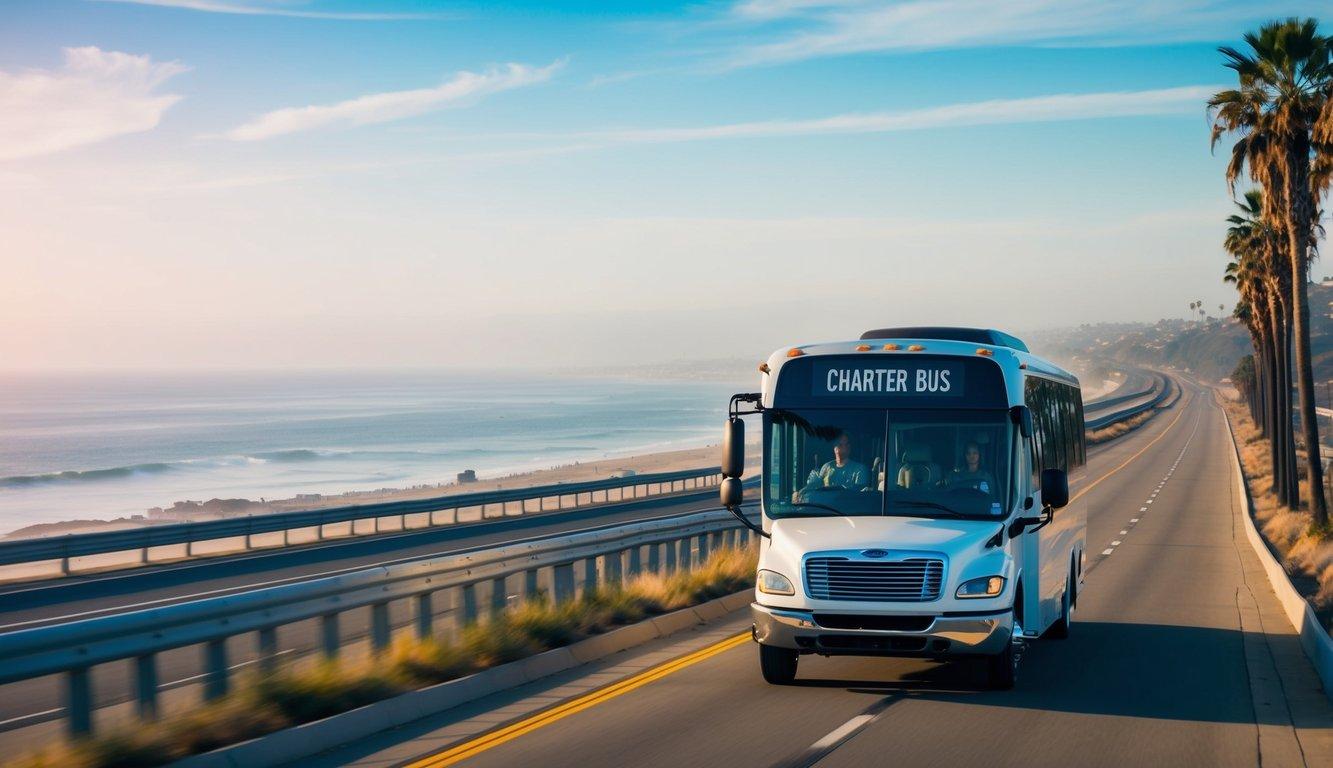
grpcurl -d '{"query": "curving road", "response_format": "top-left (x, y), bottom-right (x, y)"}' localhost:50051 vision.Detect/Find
top-left (317, 378), bottom-right (1333, 768)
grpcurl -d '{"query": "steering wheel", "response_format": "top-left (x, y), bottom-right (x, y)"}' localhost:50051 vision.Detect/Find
top-left (806, 484), bottom-right (848, 493)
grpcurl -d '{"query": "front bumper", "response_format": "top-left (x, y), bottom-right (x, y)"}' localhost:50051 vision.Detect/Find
top-left (751, 602), bottom-right (1012, 657)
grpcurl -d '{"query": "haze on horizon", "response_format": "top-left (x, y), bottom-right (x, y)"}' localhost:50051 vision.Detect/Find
top-left (3, 0), bottom-right (1325, 371)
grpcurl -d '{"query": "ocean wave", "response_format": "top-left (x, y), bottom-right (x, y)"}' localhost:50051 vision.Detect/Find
top-left (1, 462), bottom-right (177, 487)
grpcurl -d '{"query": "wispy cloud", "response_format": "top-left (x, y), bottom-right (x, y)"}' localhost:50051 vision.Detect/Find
top-left (219, 61), bottom-right (562, 141)
top-left (723, 0), bottom-right (1330, 66)
top-left (0, 46), bottom-right (187, 161)
top-left (91, 0), bottom-right (437, 20)
top-left (564, 85), bottom-right (1219, 145)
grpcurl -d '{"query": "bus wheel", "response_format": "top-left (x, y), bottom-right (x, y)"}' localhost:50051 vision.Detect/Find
top-left (759, 644), bottom-right (799, 685)
top-left (1046, 571), bottom-right (1073, 640)
top-left (987, 637), bottom-right (1018, 690)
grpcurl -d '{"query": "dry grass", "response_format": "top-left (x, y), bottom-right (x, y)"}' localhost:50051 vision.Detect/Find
top-left (1086, 410), bottom-right (1157, 444)
top-left (1222, 399), bottom-right (1333, 611)
top-left (12, 545), bottom-right (758, 768)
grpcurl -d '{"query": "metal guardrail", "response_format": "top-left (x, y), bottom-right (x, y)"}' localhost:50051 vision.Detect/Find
top-left (0, 467), bottom-right (724, 573)
top-left (1084, 373), bottom-right (1172, 430)
top-left (0, 508), bottom-right (751, 737)
top-left (1083, 372), bottom-right (1157, 413)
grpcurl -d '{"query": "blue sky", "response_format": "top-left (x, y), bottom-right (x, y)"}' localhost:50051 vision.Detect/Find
top-left (0, 1), bottom-right (1326, 370)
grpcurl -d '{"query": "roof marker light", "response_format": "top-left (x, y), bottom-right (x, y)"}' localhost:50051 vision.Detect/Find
top-left (758, 362), bottom-right (771, 374)
top-left (976, 348), bottom-right (994, 356)
top-left (907, 344), bottom-right (926, 352)
top-left (883, 343), bottom-right (901, 351)
top-left (855, 344), bottom-right (872, 352)
top-left (787, 348), bottom-right (805, 358)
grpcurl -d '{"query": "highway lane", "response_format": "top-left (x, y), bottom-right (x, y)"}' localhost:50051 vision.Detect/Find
top-left (363, 379), bottom-right (1332, 767)
top-left (0, 386), bottom-right (1183, 749)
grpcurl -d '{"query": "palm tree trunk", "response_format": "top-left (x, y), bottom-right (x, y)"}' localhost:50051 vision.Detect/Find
top-left (1284, 151), bottom-right (1329, 527)
top-left (1264, 306), bottom-right (1290, 506)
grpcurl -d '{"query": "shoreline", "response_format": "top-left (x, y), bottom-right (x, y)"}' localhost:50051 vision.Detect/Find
top-left (1, 442), bottom-right (727, 541)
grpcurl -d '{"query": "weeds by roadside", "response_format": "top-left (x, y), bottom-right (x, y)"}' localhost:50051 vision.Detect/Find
top-left (12, 545), bottom-right (758, 768)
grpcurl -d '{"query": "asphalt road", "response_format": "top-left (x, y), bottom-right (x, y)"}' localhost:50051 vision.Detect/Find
top-left (352, 378), bottom-right (1333, 767)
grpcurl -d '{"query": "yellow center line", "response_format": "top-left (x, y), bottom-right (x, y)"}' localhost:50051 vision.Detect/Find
top-left (1072, 386), bottom-right (1191, 504)
top-left (404, 632), bottom-right (752, 768)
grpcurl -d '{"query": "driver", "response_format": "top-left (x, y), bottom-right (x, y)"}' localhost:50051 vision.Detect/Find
top-left (947, 441), bottom-right (996, 495)
top-left (794, 431), bottom-right (869, 501)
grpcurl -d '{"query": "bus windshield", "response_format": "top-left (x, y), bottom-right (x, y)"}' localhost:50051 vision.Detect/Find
top-left (765, 408), bottom-right (1013, 520)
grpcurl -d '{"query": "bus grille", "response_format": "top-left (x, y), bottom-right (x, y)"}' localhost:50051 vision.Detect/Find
top-left (805, 557), bottom-right (945, 602)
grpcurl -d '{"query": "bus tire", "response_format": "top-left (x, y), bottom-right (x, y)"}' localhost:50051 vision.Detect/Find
top-left (987, 637), bottom-right (1017, 690)
top-left (1046, 568), bottom-right (1074, 640)
top-left (759, 644), bottom-right (799, 685)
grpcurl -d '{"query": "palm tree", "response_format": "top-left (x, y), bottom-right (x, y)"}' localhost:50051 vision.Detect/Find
top-left (1225, 190), bottom-right (1299, 504)
top-left (1210, 18), bottom-right (1331, 527)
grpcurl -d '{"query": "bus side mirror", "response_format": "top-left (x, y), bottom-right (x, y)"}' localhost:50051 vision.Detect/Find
top-left (1010, 405), bottom-right (1033, 438)
top-left (721, 477), bottom-right (744, 509)
top-left (722, 418), bottom-right (744, 478)
top-left (1041, 468), bottom-right (1069, 509)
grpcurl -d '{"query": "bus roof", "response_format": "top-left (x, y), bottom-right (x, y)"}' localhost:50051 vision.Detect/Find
top-left (758, 335), bottom-right (1077, 409)
top-left (858, 326), bottom-right (1029, 352)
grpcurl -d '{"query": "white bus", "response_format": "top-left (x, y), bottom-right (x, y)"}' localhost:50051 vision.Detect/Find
top-left (719, 327), bottom-right (1086, 689)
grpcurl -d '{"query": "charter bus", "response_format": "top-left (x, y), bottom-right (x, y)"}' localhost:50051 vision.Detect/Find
top-left (718, 327), bottom-right (1086, 689)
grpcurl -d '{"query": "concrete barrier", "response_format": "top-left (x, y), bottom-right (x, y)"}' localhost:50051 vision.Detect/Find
top-left (1221, 396), bottom-right (1333, 703)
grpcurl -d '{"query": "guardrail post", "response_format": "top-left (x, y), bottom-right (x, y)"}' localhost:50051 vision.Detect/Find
top-left (135, 653), bottom-right (159, 719)
top-left (490, 576), bottom-right (508, 614)
top-left (321, 613), bottom-right (340, 659)
top-left (416, 593), bottom-right (434, 639)
top-left (371, 602), bottom-right (391, 652)
top-left (626, 545), bottom-right (642, 577)
top-left (553, 563), bottom-right (576, 604)
top-left (664, 538), bottom-right (678, 573)
top-left (258, 626), bottom-right (279, 673)
top-left (67, 667), bottom-right (92, 737)
top-left (710, 529), bottom-right (725, 551)
top-left (203, 639), bottom-right (228, 700)
top-left (61, 538), bottom-right (71, 576)
top-left (646, 542), bottom-right (661, 574)
top-left (244, 517), bottom-right (252, 550)
top-left (696, 533), bottom-right (709, 564)
top-left (583, 556), bottom-right (599, 596)
top-left (524, 568), bottom-right (540, 599)
top-left (461, 583), bottom-right (478, 626)
top-left (603, 550), bottom-right (623, 586)
top-left (140, 545), bottom-right (149, 565)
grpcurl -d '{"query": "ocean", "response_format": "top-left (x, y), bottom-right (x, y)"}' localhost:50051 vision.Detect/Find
top-left (0, 370), bottom-right (746, 535)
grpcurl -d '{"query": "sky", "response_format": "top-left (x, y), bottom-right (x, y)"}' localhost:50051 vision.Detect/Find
top-left (1, 0), bottom-right (1328, 370)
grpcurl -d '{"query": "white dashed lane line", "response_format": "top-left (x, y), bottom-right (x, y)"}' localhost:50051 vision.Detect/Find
top-left (1097, 415), bottom-right (1197, 561)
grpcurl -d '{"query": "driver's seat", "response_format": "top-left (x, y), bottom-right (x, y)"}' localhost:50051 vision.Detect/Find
top-left (897, 446), bottom-right (940, 489)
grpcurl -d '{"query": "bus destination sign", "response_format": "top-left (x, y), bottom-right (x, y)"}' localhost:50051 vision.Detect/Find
top-left (811, 361), bottom-right (965, 398)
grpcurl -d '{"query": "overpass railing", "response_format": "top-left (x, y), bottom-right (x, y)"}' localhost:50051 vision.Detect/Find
top-left (0, 509), bottom-right (751, 737)
top-left (0, 467), bottom-right (723, 576)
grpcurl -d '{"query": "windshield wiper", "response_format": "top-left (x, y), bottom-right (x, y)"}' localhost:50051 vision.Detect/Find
top-left (891, 499), bottom-right (965, 517)
top-left (782, 501), bottom-right (847, 516)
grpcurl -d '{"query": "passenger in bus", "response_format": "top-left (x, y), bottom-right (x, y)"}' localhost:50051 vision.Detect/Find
top-left (793, 431), bottom-right (869, 501)
top-left (946, 441), bottom-right (996, 495)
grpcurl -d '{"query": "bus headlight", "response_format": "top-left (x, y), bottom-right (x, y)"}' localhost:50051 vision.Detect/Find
top-left (757, 569), bottom-right (795, 596)
top-left (956, 576), bottom-right (1006, 599)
